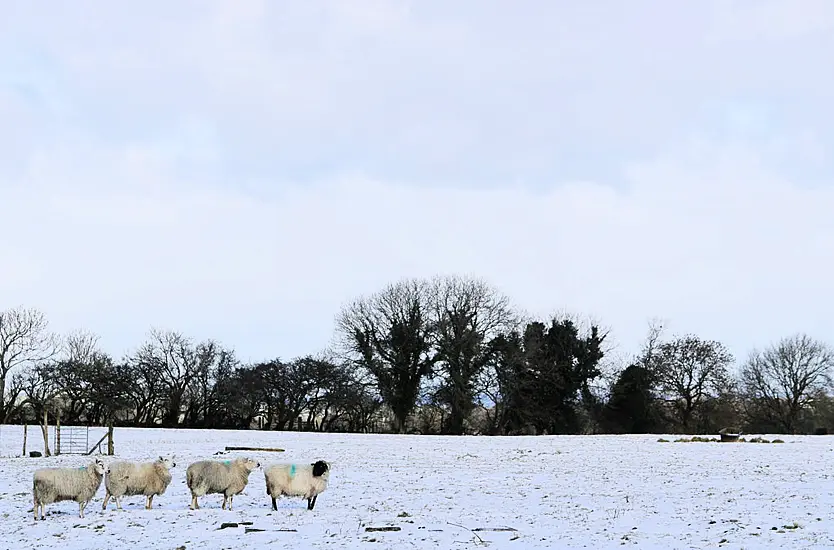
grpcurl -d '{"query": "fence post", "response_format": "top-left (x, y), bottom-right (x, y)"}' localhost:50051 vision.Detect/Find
top-left (107, 422), bottom-right (114, 456)
top-left (22, 423), bottom-right (28, 456)
top-left (56, 410), bottom-right (61, 455)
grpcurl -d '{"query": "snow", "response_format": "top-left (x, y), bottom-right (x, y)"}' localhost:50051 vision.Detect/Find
top-left (1, 425), bottom-right (833, 549)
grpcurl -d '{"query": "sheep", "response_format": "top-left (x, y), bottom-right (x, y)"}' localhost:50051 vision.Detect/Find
top-left (264, 460), bottom-right (330, 511)
top-left (185, 457), bottom-right (260, 510)
top-left (102, 455), bottom-right (176, 511)
top-left (32, 458), bottom-right (107, 520)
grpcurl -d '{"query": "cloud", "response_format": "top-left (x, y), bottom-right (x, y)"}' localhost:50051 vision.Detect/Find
top-left (1, 1), bottom-right (832, 366)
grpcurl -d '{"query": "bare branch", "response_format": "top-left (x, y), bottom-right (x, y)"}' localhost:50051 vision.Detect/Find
top-left (63, 329), bottom-right (101, 364)
top-left (740, 334), bottom-right (834, 433)
top-left (0, 306), bottom-right (59, 419)
top-left (653, 333), bottom-right (734, 431)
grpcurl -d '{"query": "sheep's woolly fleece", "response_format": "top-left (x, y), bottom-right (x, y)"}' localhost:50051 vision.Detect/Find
top-left (264, 460), bottom-right (329, 510)
top-left (32, 458), bottom-right (106, 520)
top-left (103, 457), bottom-right (175, 510)
top-left (186, 457), bottom-right (259, 510)
top-left (2, 426), bottom-right (834, 549)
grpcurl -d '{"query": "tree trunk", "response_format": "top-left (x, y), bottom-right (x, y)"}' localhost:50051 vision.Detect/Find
top-left (0, 374), bottom-right (6, 422)
top-left (41, 409), bottom-right (51, 457)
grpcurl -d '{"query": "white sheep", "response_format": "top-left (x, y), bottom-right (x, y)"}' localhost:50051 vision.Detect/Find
top-left (102, 456), bottom-right (176, 511)
top-left (264, 460), bottom-right (330, 511)
top-left (32, 457), bottom-right (107, 520)
top-left (186, 457), bottom-right (260, 510)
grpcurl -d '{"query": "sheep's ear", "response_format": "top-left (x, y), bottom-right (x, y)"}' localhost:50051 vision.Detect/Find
top-left (159, 456), bottom-right (164, 462)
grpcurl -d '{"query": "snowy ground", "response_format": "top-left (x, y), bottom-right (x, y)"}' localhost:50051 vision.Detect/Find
top-left (1, 426), bottom-right (833, 549)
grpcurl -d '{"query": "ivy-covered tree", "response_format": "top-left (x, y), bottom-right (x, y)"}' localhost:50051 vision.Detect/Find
top-left (490, 317), bottom-right (605, 435)
top-left (336, 279), bottom-right (436, 433)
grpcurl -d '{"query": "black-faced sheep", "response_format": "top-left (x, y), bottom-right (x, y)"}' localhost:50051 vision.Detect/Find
top-left (102, 456), bottom-right (176, 511)
top-left (33, 458), bottom-right (107, 520)
top-left (185, 457), bottom-right (260, 510)
top-left (264, 460), bottom-right (330, 511)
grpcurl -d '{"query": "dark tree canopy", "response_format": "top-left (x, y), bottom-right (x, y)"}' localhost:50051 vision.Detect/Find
top-left (336, 278), bottom-right (435, 433)
top-left (430, 274), bottom-right (516, 434)
top-left (602, 365), bottom-right (659, 434)
top-left (490, 318), bottom-right (605, 435)
top-left (4, 276), bottom-right (834, 437)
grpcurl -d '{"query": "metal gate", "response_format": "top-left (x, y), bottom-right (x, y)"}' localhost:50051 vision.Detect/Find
top-left (58, 425), bottom-right (89, 455)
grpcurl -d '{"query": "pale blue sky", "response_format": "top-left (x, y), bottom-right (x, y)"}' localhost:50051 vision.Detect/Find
top-left (2, 0), bottom-right (833, 369)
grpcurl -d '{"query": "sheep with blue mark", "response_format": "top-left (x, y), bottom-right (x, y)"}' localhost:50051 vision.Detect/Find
top-left (185, 457), bottom-right (260, 510)
top-left (32, 458), bottom-right (107, 520)
top-left (264, 460), bottom-right (330, 510)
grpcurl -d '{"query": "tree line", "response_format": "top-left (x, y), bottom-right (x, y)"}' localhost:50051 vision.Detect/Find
top-left (2, 274), bottom-right (833, 435)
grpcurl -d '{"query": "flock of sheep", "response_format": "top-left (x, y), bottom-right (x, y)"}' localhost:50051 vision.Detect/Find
top-left (31, 455), bottom-right (331, 520)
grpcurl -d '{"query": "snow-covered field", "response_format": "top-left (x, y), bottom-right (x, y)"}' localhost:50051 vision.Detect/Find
top-left (1, 426), bottom-right (832, 549)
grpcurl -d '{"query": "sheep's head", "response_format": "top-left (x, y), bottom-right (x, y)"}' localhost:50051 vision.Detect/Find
top-left (311, 460), bottom-right (330, 478)
top-left (236, 457), bottom-right (260, 472)
top-left (92, 458), bottom-right (106, 475)
top-left (158, 455), bottom-right (176, 469)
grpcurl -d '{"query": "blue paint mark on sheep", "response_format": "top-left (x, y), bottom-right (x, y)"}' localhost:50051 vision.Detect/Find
top-left (222, 460), bottom-right (231, 466)
top-left (289, 464), bottom-right (296, 478)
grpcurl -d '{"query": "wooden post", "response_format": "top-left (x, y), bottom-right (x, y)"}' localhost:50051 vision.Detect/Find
top-left (107, 422), bottom-right (114, 455)
top-left (41, 409), bottom-right (51, 457)
top-left (22, 423), bottom-right (28, 456)
top-left (55, 410), bottom-right (61, 455)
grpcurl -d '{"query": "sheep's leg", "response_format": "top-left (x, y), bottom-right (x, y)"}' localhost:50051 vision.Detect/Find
top-left (78, 501), bottom-right (85, 519)
top-left (146, 495), bottom-right (154, 510)
top-left (228, 495), bottom-right (234, 511)
top-left (221, 495), bottom-right (228, 510)
top-left (102, 491), bottom-right (111, 510)
top-left (271, 497), bottom-right (277, 511)
top-left (116, 496), bottom-right (123, 510)
top-left (307, 495), bottom-right (318, 510)
top-left (190, 495), bottom-right (199, 510)
top-left (33, 497), bottom-right (39, 521)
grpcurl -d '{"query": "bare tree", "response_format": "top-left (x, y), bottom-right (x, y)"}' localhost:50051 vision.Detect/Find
top-left (184, 345), bottom-right (238, 427)
top-left (0, 307), bottom-right (58, 422)
top-left (63, 329), bottom-right (101, 364)
top-left (130, 329), bottom-right (217, 427)
top-left (633, 319), bottom-right (666, 371)
top-left (336, 278), bottom-right (436, 433)
top-left (654, 334), bottom-right (734, 432)
top-left (740, 334), bottom-right (834, 434)
top-left (430, 274), bottom-right (517, 434)
top-left (125, 350), bottom-right (165, 426)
